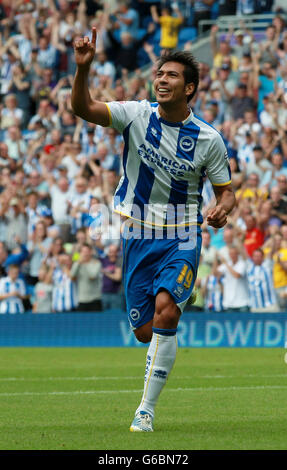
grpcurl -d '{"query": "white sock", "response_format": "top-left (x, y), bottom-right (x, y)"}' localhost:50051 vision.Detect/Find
top-left (136, 328), bottom-right (177, 419)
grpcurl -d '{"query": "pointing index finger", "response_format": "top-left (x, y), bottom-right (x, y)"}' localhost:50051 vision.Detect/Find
top-left (91, 27), bottom-right (97, 46)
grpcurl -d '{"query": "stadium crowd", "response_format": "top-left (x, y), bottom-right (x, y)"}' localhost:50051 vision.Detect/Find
top-left (0, 0), bottom-right (287, 314)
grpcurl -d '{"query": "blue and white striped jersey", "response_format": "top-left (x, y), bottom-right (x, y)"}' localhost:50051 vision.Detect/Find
top-left (204, 274), bottom-right (223, 312)
top-left (68, 192), bottom-right (93, 234)
top-left (26, 207), bottom-right (40, 237)
top-left (247, 260), bottom-right (277, 309)
top-left (52, 268), bottom-right (78, 312)
top-left (106, 100), bottom-right (231, 227)
top-left (0, 276), bottom-right (26, 314)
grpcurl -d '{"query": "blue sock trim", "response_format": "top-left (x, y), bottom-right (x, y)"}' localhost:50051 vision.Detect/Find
top-left (152, 327), bottom-right (177, 336)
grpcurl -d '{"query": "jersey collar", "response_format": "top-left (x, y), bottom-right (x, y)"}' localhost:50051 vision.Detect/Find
top-left (155, 106), bottom-right (194, 127)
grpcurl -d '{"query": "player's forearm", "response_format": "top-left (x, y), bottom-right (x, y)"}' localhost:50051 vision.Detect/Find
top-left (72, 67), bottom-right (110, 126)
top-left (71, 67), bottom-right (94, 122)
top-left (215, 187), bottom-right (236, 215)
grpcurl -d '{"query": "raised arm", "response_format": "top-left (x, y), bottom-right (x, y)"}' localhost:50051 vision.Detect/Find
top-left (150, 5), bottom-right (160, 24)
top-left (71, 27), bottom-right (110, 127)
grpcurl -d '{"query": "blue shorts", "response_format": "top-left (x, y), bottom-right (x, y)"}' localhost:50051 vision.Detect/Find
top-left (122, 224), bottom-right (202, 330)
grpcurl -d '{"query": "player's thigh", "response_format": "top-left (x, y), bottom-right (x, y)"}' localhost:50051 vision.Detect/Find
top-left (153, 289), bottom-right (181, 330)
top-left (153, 256), bottom-right (198, 316)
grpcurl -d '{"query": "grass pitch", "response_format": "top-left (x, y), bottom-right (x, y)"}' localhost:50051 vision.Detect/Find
top-left (0, 347), bottom-right (286, 450)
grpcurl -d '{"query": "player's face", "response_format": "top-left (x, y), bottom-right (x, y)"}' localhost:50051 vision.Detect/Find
top-left (154, 62), bottom-right (194, 106)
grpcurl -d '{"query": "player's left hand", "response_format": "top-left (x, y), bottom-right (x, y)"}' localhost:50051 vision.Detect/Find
top-left (206, 205), bottom-right (227, 228)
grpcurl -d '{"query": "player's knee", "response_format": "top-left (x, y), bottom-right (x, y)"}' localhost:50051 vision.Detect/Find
top-left (134, 331), bottom-right (152, 344)
top-left (134, 321), bottom-right (153, 343)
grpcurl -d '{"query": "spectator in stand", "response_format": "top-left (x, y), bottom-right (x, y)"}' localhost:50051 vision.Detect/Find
top-left (0, 142), bottom-right (11, 169)
top-left (69, 227), bottom-right (88, 261)
top-left (1, 93), bottom-right (24, 130)
top-left (234, 107), bottom-right (262, 147)
top-left (277, 174), bottom-right (287, 199)
top-left (91, 49), bottom-right (116, 88)
top-left (0, 237), bottom-right (28, 277)
top-left (218, 224), bottom-right (241, 262)
top-left (192, 0), bottom-right (216, 33)
top-left (259, 94), bottom-right (278, 130)
top-left (236, 130), bottom-right (258, 170)
top-left (209, 64), bottom-right (237, 120)
top-left (252, 58), bottom-right (280, 114)
top-left (201, 229), bottom-right (218, 268)
top-left (3, 14), bottom-right (36, 67)
top-left (70, 243), bottom-right (102, 312)
top-left (32, 264), bottom-right (53, 313)
top-left (236, 0), bottom-right (257, 15)
top-left (243, 213), bottom-right (265, 258)
top-left (25, 170), bottom-right (50, 203)
top-left (109, 0), bottom-right (139, 40)
top-left (0, 264), bottom-right (28, 314)
top-left (269, 232), bottom-right (287, 309)
top-left (25, 192), bottom-right (42, 239)
top-left (201, 258), bottom-right (224, 312)
top-left (106, 20), bottom-right (155, 77)
top-left (67, 176), bottom-right (91, 236)
top-left (217, 246), bottom-right (250, 311)
top-left (45, 236), bottom-right (65, 269)
top-left (245, 145), bottom-right (273, 179)
top-left (2, 196), bottom-right (28, 252)
top-left (45, 174), bottom-right (72, 242)
top-left (210, 25), bottom-right (239, 75)
top-left (261, 152), bottom-right (287, 190)
top-left (256, 24), bottom-right (279, 67)
top-left (236, 172), bottom-right (268, 209)
top-left (229, 83), bottom-right (256, 121)
top-left (52, 253), bottom-right (78, 312)
top-left (0, 242), bottom-right (8, 278)
top-left (101, 244), bottom-right (122, 310)
top-left (150, 4), bottom-right (183, 52)
top-left (228, 156), bottom-right (245, 190)
top-left (246, 248), bottom-right (279, 312)
top-left (233, 32), bottom-right (252, 61)
top-left (4, 125), bottom-right (27, 162)
top-left (27, 220), bottom-right (52, 286)
top-left (27, 99), bottom-right (57, 132)
top-left (39, 207), bottom-right (60, 240)
top-left (0, 49), bottom-right (20, 99)
top-left (36, 36), bottom-right (58, 71)
top-left (33, 67), bottom-right (57, 104)
top-left (269, 185), bottom-right (287, 225)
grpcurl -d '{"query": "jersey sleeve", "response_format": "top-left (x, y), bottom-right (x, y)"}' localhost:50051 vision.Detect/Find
top-left (205, 132), bottom-right (232, 187)
top-left (105, 100), bottom-right (146, 134)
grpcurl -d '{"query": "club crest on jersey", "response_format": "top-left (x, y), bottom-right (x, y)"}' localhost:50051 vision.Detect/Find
top-left (151, 127), bottom-right (158, 137)
top-left (179, 136), bottom-right (195, 153)
top-left (129, 308), bottom-right (140, 321)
